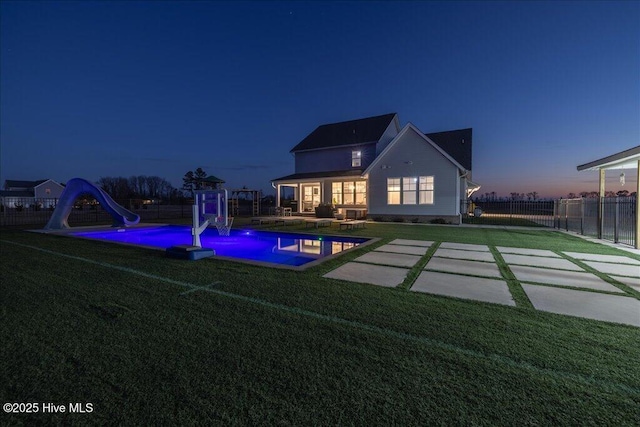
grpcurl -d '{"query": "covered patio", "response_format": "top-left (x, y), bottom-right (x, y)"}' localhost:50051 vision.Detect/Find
top-left (577, 145), bottom-right (640, 249)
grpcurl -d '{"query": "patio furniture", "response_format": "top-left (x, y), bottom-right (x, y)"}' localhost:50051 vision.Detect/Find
top-left (339, 220), bottom-right (366, 230)
top-left (305, 218), bottom-right (333, 228)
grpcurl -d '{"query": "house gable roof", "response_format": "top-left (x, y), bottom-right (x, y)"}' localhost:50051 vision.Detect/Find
top-left (364, 123), bottom-right (467, 175)
top-left (425, 128), bottom-right (472, 171)
top-left (4, 179), bottom-right (49, 189)
top-left (0, 190), bottom-right (34, 197)
top-left (290, 113), bottom-right (398, 153)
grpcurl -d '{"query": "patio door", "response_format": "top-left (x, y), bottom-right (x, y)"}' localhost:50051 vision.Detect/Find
top-left (301, 184), bottom-right (321, 212)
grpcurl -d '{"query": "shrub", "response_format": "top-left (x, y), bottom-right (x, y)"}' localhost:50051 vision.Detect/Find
top-left (430, 218), bottom-right (447, 224)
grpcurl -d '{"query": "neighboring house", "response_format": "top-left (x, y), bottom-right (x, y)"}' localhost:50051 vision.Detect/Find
top-left (1, 179), bottom-right (65, 208)
top-left (271, 113), bottom-right (480, 223)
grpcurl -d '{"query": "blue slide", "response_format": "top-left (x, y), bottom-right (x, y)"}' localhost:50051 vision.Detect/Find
top-left (45, 178), bottom-right (140, 230)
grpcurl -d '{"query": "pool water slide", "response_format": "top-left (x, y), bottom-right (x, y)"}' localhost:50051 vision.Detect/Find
top-left (45, 178), bottom-right (140, 230)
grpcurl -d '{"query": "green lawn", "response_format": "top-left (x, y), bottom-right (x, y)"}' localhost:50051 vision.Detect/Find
top-left (1, 222), bottom-right (639, 425)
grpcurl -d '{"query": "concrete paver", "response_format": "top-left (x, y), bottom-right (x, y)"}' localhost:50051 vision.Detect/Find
top-left (497, 247), bottom-right (560, 257)
top-left (426, 257), bottom-right (502, 278)
top-left (510, 265), bottom-right (624, 293)
top-left (501, 253), bottom-right (584, 271)
top-left (323, 242), bottom-right (639, 327)
top-left (563, 252), bottom-right (640, 265)
top-left (610, 275), bottom-right (640, 292)
top-left (433, 248), bottom-right (495, 262)
top-left (522, 284), bottom-right (640, 327)
top-left (389, 239), bottom-right (433, 247)
top-left (323, 262), bottom-right (409, 287)
top-left (583, 261), bottom-right (640, 278)
top-left (374, 244), bottom-right (429, 256)
top-left (412, 271), bottom-right (515, 306)
top-left (439, 242), bottom-right (490, 252)
top-left (354, 252), bottom-right (422, 268)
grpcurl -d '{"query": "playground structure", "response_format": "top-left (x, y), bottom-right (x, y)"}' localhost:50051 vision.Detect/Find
top-left (230, 189), bottom-right (261, 217)
top-left (44, 178), bottom-right (140, 230)
top-left (191, 189), bottom-right (233, 247)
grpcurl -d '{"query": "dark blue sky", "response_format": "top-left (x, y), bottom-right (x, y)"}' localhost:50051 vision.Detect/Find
top-left (2, 1), bottom-right (638, 198)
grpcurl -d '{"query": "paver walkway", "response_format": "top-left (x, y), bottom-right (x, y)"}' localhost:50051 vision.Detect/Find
top-left (323, 240), bottom-right (640, 327)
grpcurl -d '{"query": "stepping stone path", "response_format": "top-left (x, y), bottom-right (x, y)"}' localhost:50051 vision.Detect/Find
top-left (322, 240), bottom-right (640, 327)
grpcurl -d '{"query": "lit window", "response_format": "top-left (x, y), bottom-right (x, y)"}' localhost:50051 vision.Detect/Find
top-left (403, 177), bottom-right (417, 205)
top-left (387, 178), bottom-right (400, 205)
top-left (333, 181), bottom-right (366, 205)
top-left (355, 181), bottom-right (366, 204)
top-left (419, 176), bottom-right (434, 204)
top-left (332, 182), bottom-right (343, 204)
top-left (352, 150), bottom-right (361, 167)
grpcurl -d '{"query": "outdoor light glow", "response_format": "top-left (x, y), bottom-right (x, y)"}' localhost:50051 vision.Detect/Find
top-left (72, 226), bottom-right (367, 267)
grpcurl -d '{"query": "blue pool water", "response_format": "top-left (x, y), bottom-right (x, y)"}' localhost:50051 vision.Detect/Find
top-left (71, 225), bottom-right (369, 267)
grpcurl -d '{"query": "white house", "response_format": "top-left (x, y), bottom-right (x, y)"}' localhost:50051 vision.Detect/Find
top-left (271, 113), bottom-right (480, 223)
top-left (1, 179), bottom-right (65, 208)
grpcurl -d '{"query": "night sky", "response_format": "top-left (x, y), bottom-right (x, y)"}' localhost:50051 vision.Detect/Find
top-left (1, 1), bottom-right (638, 198)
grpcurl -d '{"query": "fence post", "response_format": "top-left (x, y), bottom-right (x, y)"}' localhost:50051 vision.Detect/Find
top-left (565, 200), bottom-right (569, 231)
top-left (614, 197), bottom-right (619, 243)
top-left (580, 198), bottom-right (584, 235)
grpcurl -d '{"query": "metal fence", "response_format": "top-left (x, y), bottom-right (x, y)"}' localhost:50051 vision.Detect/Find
top-left (0, 198), bottom-right (193, 227)
top-left (461, 200), bottom-right (556, 227)
top-left (0, 197), bottom-right (276, 227)
top-left (555, 197), bottom-right (636, 247)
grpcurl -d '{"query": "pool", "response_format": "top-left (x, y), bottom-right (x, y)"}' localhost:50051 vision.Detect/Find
top-left (71, 225), bottom-right (371, 268)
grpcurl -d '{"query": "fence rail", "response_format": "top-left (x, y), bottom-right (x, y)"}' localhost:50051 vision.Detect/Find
top-left (555, 197), bottom-right (636, 247)
top-left (0, 197), bottom-right (275, 227)
top-left (461, 200), bottom-right (555, 227)
top-left (461, 197), bottom-right (636, 248)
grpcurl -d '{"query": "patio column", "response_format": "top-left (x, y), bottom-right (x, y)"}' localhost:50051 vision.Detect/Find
top-left (598, 169), bottom-right (605, 239)
top-left (275, 184), bottom-right (281, 209)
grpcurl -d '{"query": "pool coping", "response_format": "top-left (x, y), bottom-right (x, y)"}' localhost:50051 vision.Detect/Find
top-left (29, 223), bottom-right (380, 271)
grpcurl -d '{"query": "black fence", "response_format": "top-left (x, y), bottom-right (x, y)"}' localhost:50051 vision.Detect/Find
top-left (461, 200), bottom-right (555, 227)
top-left (555, 197), bottom-right (636, 247)
top-left (0, 197), bottom-right (276, 227)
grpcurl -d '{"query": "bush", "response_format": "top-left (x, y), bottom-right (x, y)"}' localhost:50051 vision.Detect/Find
top-left (392, 217), bottom-right (404, 223)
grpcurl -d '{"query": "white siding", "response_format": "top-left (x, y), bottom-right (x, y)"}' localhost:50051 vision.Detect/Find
top-left (368, 127), bottom-right (461, 216)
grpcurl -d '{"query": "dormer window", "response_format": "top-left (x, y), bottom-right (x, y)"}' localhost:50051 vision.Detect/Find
top-left (351, 150), bottom-right (361, 167)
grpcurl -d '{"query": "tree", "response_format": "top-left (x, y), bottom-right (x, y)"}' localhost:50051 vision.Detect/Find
top-left (182, 167), bottom-right (208, 197)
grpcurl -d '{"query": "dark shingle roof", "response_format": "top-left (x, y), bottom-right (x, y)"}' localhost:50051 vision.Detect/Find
top-left (4, 179), bottom-right (48, 190)
top-left (200, 175), bottom-right (225, 183)
top-left (425, 128), bottom-right (472, 171)
top-left (290, 113), bottom-right (397, 153)
top-left (0, 190), bottom-right (34, 197)
top-left (272, 169), bottom-right (364, 182)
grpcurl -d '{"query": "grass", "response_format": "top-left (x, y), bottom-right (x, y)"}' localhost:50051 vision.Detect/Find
top-left (1, 221), bottom-right (639, 425)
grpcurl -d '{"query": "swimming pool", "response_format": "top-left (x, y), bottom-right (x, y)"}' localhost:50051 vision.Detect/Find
top-left (71, 225), bottom-right (370, 268)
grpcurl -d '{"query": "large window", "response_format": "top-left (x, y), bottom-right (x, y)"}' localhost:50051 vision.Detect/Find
top-left (333, 181), bottom-right (366, 205)
top-left (402, 177), bottom-right (417, 205)
top-left (352, 150), bottom-right (361, 167)
top-left (387, 176), bottom-right (434, 205)
top-left (355, 181), bottom-right (366, 204)
top-left (419, 176), bottom-right (434, 204)
top-left (387, 178), bottom-right (401, 205)
top-left (332, 182), bottom-right (343, 204)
